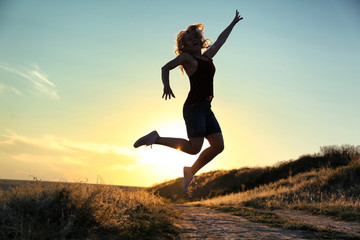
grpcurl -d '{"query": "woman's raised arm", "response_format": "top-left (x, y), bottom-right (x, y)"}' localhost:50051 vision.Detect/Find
top-left (204, 10), bottom-right (243, 59)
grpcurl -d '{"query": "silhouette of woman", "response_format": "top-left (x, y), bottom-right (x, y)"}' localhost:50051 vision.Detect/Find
top-left (134, 10), bottom-right (243, 191)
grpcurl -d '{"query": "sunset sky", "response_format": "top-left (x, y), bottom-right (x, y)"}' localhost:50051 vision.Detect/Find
top-left (1, 0), bottom-right (359, 187)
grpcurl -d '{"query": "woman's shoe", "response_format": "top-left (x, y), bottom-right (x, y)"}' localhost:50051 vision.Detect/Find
top-left (133, 131), bottom-right (159, 148)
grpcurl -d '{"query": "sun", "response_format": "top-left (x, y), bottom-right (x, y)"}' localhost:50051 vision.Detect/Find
top-left (135, 119), bottom-right (198, 181)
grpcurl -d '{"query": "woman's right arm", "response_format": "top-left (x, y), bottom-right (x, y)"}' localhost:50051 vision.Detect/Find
top-left (161, 53), bottom-right (190, 100)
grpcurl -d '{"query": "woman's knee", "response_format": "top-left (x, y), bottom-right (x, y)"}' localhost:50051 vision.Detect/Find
top-left (206, 133), bottom-right (224, 154)
top-left (187, 137), bottom-right (204, 155)
top-left (187, 145), bottom-right (202, 155)
top-left (215, 143), bottom-right (224, 154)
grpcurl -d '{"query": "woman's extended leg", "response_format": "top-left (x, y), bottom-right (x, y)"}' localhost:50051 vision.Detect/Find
top-left (190, 132), bottom-right (224, 175)
top-left (155, 136), bottom-right (204, 155)
top-left (133, 130), bottom-right (204, 155)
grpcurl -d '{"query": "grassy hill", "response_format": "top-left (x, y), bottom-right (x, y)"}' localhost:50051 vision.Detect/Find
top-left (150, 145), bottom-right (360, 222)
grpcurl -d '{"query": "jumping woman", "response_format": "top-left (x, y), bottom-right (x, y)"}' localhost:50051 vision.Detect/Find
top-left (134, 10), bottom-right (243, 191)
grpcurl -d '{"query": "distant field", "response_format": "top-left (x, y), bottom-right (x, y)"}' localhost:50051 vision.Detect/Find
top-left (0, 179), bottom-right (145, 191)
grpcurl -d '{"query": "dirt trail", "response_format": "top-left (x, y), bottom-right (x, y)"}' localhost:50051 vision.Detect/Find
top-left (275, 209), bottom-right (360, 238)
top-left (172, 204), bottom-right (308, 239)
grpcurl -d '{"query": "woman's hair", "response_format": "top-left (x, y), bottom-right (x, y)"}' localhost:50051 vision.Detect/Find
top-left (175, 23), bottom-right (212, 74)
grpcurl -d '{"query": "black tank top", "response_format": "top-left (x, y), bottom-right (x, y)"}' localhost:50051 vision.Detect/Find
top-left (184, 56), bottom-right (216, 105)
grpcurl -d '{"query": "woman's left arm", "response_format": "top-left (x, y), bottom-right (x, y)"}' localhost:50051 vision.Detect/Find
top-left (204, 10), bottom-right (243, 59)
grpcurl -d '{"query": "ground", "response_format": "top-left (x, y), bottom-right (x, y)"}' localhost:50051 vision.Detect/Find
top-left (172, 204), bottom-right (360, 239)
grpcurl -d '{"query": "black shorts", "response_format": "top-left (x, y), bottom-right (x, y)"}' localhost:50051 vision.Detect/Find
top-left (183, 101), bottom-right (222, 138)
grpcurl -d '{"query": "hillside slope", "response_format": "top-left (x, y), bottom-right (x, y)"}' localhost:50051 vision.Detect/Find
top-left (151, 145), bottom-right (359, 202)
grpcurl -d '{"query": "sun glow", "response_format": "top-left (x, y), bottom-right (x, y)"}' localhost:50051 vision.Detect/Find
top-left (135, 120), bottom-right (198, 182)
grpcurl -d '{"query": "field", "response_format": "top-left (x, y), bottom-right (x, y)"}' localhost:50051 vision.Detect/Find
top-left (1, 145), bottom-right (359, 239)
top-left (0, 178), bottom-right (145, 192)
top-left (0, 181), bottom-right (178, 239)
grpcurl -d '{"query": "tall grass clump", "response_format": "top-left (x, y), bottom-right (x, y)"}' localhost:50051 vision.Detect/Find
top-left (0, 182), bottom-right (177, 239)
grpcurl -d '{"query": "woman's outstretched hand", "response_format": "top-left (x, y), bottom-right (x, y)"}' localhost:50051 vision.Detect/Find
top-left (232, 10), bottom-right (243, 24)
top-left (162, 86), bottom-right (175, 100)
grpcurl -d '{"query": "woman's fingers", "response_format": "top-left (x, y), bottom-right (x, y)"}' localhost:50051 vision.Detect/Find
top-left (234, 10), bottom-right (243, 22)
top-left (162, 92), bottom-right (176, 100)
top-left (162, 87), bottom-right (176, 100)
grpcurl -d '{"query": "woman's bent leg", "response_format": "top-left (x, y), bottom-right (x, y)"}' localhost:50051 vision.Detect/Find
top-left (191, 132), bottom-right (224, 175)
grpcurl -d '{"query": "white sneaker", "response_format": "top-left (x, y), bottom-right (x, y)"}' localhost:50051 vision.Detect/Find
top-left (183, 166), bottom-right (195, 192)
top-left (133, 131), bottom-right (159, 148)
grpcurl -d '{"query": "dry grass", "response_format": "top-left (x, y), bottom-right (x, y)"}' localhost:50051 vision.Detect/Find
top-left (152, 145), bottom-right (359, 203)
top-left (0, 182), bottom-right (178, 239)
top-left (150, 145), bottom-right (360, 223)
top-left (192, 160), bottom-right (360, 222)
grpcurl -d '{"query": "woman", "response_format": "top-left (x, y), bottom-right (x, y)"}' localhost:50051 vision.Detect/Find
top-left (134, 10), bottom-right (243, 191)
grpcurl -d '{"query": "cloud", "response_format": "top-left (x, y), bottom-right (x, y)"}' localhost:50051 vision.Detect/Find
top-left (0, 63), bottom-right (59, 99)
top-left (0, 83), bottom-right (21, 95)
top-left (0, 130), bottom-right (138, 158)
top-left (0, 130), bottom-right (140, 182)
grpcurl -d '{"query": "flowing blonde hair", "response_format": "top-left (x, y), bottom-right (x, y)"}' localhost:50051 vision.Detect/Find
top-left (175, 23), bottom-right (212, 74)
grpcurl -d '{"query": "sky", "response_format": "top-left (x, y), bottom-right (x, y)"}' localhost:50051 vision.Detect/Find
top-left (0, 0), bottom-right (359, 187)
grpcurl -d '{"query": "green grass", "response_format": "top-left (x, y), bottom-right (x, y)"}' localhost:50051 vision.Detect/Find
top-left (213, 206), bottom-right (318, 230)
top-left (0, 182), bottom-right (178, 239)
top-left (213, 206), bottom-right (359, 239)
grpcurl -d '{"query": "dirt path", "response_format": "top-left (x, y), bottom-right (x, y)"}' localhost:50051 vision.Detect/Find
top-left (172, 204), bottom-right (308, 239)
top-left (275, 209), bottom-right (360, 238)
